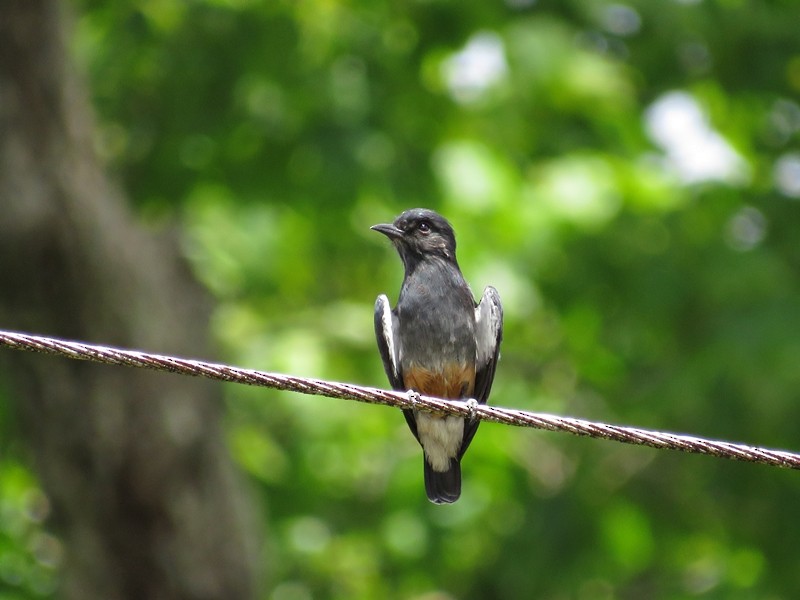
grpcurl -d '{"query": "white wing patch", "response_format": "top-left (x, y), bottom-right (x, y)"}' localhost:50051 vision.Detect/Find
top-left (376, 294), bottom-right (400, 381)
top-left (475, 286), bottom-right (503, 368)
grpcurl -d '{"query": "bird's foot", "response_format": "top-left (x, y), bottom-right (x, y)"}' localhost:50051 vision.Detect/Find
top-left (466, 398), bottom-right (479, 420)
top-left (406, 389), bottom-right (421, 407)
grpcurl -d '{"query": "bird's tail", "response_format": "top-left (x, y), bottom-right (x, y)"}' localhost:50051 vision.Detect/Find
top-left (423, 457), bottom-right (461, 504)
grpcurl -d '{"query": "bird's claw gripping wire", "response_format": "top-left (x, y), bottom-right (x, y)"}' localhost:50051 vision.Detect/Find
top-left (466, 398), bottom-right (479, 420)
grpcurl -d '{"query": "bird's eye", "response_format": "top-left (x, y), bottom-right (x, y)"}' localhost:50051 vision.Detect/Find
top-left (418, 221), bottom-right (431, 234)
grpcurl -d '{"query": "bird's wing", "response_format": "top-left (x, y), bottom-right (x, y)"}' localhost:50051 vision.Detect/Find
top-left (374, 294), bottom-right (402, 389)
top-left (473, 285), bottom-right (503, 404)
top-left (460, 285), bottom-right (503, 457)
top-left (374, 294), bottom-right (420, 441)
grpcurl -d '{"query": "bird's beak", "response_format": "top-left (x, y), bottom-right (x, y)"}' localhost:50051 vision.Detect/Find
top-left (371, 223), bottom-right (404, 241)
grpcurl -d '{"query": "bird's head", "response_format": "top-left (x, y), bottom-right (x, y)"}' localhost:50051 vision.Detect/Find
top-left (371, 208), bottom-right (458, 268)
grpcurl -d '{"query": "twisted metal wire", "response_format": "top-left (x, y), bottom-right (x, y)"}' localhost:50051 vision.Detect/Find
top-left (1, 329), bottom-right (798, 470)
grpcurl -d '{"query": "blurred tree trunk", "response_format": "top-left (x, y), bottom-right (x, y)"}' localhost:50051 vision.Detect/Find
top-left (0, 2), bottom-right (259, 599)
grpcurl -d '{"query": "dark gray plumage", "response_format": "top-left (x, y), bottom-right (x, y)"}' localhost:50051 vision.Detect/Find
top-left (372, 208), bottom-right (503, 504)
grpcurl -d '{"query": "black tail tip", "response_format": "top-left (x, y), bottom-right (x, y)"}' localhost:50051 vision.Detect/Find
top-left (423, 457), bottom-right (461, 504)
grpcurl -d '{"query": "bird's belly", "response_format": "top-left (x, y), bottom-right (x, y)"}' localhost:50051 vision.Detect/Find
top-left (403, 363), bottom-right (475, 472)
top-left (414, 411), bottom-right (465, 472)
top-left (402, 363), bottom-right (475, 399)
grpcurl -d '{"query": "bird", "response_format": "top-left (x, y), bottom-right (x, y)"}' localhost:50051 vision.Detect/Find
top-left (372, 208), bottom-right (503, 504)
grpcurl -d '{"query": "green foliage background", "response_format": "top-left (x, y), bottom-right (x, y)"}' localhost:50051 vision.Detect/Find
top-left (3, 0), bottom-right (800, 598)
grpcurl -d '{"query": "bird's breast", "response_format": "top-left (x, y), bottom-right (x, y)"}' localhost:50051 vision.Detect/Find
top-left (399, 277), bottom-right (475, 349)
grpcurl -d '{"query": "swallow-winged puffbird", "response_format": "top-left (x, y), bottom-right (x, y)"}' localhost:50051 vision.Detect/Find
top-left (372, 208), bottom-right (503, 504)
